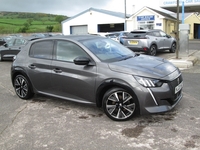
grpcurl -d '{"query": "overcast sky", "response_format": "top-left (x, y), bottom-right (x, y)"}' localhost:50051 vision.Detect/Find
top-left (0, 0), bottom-right (161, 16)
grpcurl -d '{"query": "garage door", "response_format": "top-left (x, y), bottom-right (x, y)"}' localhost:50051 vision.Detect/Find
top-left (70, 25), bottom-right (88, 35)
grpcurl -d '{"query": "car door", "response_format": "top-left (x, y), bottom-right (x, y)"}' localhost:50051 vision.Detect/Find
top-left (159, 31), bottom-right (171, 49)
top-left (152, 31), bottom-right (164, 50)
top-left (51, 40), bottom-right (97, 103)
top-left (27, 40), bottom-right (54, 93)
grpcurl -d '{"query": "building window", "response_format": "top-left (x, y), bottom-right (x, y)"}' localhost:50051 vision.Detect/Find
top-left (138, 21), bottom-right (154, 30)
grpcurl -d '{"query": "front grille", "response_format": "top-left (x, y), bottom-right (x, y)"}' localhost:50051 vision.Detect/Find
top-left (161, 75), bottom-right (183, 105)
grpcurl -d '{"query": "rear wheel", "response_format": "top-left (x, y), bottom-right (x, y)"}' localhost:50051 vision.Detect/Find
top-left (148, 45), bottom-right (157, 56)
top-left (14, 75), bottom-right (33, 99)
top-left (169, 42), bottom-right (176, 53)
top-left (103, 87), bottom-right (137, 121)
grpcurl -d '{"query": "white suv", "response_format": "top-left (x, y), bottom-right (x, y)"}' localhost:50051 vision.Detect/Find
top-left (123, 29), bottom-right (177, 56)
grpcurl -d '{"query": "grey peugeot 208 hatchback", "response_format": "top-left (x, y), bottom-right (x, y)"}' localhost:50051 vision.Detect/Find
top-left (11, 35), bottom-right (183, 121)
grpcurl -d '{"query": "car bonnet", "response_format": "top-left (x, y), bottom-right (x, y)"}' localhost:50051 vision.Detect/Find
top-left (108, 54), bottom-right (178, 79)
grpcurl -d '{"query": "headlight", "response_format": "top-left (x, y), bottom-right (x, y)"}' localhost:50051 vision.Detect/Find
top-left (134, 76), bottom-right (163, 88)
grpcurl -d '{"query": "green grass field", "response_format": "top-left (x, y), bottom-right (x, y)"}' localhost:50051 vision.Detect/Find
top-left (0, 12), bottom-right (67, 34)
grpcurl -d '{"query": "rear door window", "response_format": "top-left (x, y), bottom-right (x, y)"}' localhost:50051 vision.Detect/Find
top-left (29, 40), bottom-right (54, 59)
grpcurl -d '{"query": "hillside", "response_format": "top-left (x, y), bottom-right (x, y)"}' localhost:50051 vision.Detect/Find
top-left (0, 11), bottom-right (68, 34)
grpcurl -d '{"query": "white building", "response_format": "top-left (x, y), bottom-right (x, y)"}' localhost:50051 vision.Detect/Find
top-left (62, 8), bottom-right (129, 35)
top-left (61, 7), bottom-right (177, 36)
top-left (127, 7), bottom-right (177, 36)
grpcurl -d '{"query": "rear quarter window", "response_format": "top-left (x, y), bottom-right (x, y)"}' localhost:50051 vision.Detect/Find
top-left (29, 40), bottom-right (54, 59)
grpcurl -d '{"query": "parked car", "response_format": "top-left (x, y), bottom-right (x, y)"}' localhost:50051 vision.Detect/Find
top-left (117, 31), bottom-right (129, 44)
top-left (123, 29), bottom-right (177, 56)
top-left (0, 36), bottom-right (39, 61)
top-left (0, 38), bottom-right (7, 46)
top-left (105, 32), bottom-right (120, 42)
top-left (105, 31), bottom-right (129, 44)
top-left (11, 35), bottom-right (183, 121)
top-left (0, 36), bottom-right (13, 46)
top-left (31, 33), bottom-right (46, 38)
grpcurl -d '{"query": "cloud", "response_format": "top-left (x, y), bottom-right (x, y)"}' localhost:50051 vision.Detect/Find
top-left (0, 0), bottom-right (112, 16)
top-left (0, 0), bottom-right (162, 17)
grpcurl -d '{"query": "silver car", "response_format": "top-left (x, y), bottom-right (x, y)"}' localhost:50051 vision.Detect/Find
top-left (123, 29), bottom-right (177, 56)
top-left (11, 35), bottom-right (183, 121)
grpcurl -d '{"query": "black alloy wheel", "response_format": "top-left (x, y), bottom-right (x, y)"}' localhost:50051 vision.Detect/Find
top-left (170, 42), bottom-right (176, 53)
top-left (14, 75), bottom-right (33, 99)
top-left (103, 88), bottom-right (137, 121)
top-left (148, 45), bottom-right (157, 56)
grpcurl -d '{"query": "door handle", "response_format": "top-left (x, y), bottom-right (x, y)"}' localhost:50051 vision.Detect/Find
top-left (28, 64), bottom-right (36, 69)
top-left (53, 68), bottom-right (62, 73)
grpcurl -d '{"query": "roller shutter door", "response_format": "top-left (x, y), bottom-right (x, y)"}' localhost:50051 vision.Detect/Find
top-left (71, 25), bottom-right (88, 35)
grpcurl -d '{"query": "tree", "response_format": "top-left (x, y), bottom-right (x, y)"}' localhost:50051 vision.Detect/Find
top-left (55, 15), bottom-right (65, 23)
top-left (52, 24), bottom-right (61, 32)
top-left (27, 18), bottom-right (33, 25)
top-left (46, 25), bottom-right (54, 32)
top-left (18, 22), bottom-right (30, 33)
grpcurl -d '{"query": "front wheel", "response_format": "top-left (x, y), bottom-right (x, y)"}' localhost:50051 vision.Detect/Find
top-left (169, 42), bottom-right (176, 53)
top-left (148, 45), bottom-right (157, 56)
top-left (103, 88), bottom-right (137, 121)
top-left (14, 75), bottom-right (33, 99)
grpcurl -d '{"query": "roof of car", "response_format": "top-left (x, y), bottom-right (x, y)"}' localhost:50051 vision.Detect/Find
top-left (131, 29), bottom-right (162, 33)
top-left (38, 34), bottom-right (104, 41)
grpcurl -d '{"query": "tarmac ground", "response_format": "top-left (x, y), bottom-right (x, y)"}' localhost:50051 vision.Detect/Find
top-left (0, 48), bottom-right (200, 150)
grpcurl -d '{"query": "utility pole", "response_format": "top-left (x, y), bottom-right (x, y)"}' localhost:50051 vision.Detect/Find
top-left (176, 0), bottom-right (180, 59)
top-left (124, 0), bottom-right (127, 31)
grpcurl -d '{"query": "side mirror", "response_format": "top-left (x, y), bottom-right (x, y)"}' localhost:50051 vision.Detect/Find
top-left (3, 43), bottom-right (8, 47)
top-left (74, 56), bottom-right (90, 65)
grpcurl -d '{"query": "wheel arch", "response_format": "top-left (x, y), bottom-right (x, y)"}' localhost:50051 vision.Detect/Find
top-left (150, 42), bottom-right (157, 49)
top-left (96, 78), bottom-right (140, 114)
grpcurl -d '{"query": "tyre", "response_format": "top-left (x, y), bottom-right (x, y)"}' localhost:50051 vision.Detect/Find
top-left (14, 75), bottom-right (33, 99)
top-left (103, 87), bottom-right (137, 121)
top-left (169, 42), bottom-right (176, 53)
top-left (148, 45), bottom-right (157, 56)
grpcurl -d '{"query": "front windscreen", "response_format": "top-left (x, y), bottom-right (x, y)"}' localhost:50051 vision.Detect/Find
top-left (80, 38), bottom-right (135, 62)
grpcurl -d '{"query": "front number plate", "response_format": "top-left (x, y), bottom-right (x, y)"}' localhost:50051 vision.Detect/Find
top-left (175, 81), bottom-right (183, 94)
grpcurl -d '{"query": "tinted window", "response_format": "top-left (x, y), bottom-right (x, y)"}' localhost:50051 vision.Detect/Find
top-left (14, 38), bottom-right (27, 46)
top-left (29, 40), bottom-right (53, 59)
top-left (128, 31), bottom-right (147, 38)
top-left (160, 31), bottom-right (167, 37)
top-left (153, 31), bottom-right (161, 37)
top-left (55, 40), bottom-right (88, 62)
top-left (7, 38), bottom-right (15, 46)
top-left (147, 32), bottom-right (154, 36)
top-left (122, 32), bottom-right (129, 36)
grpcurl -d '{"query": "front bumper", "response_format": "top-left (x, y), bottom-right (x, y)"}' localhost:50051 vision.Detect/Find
top-left (145, 91), bottom-right (182, 113)
top-left (137, 73), bottom-right (183, 115)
